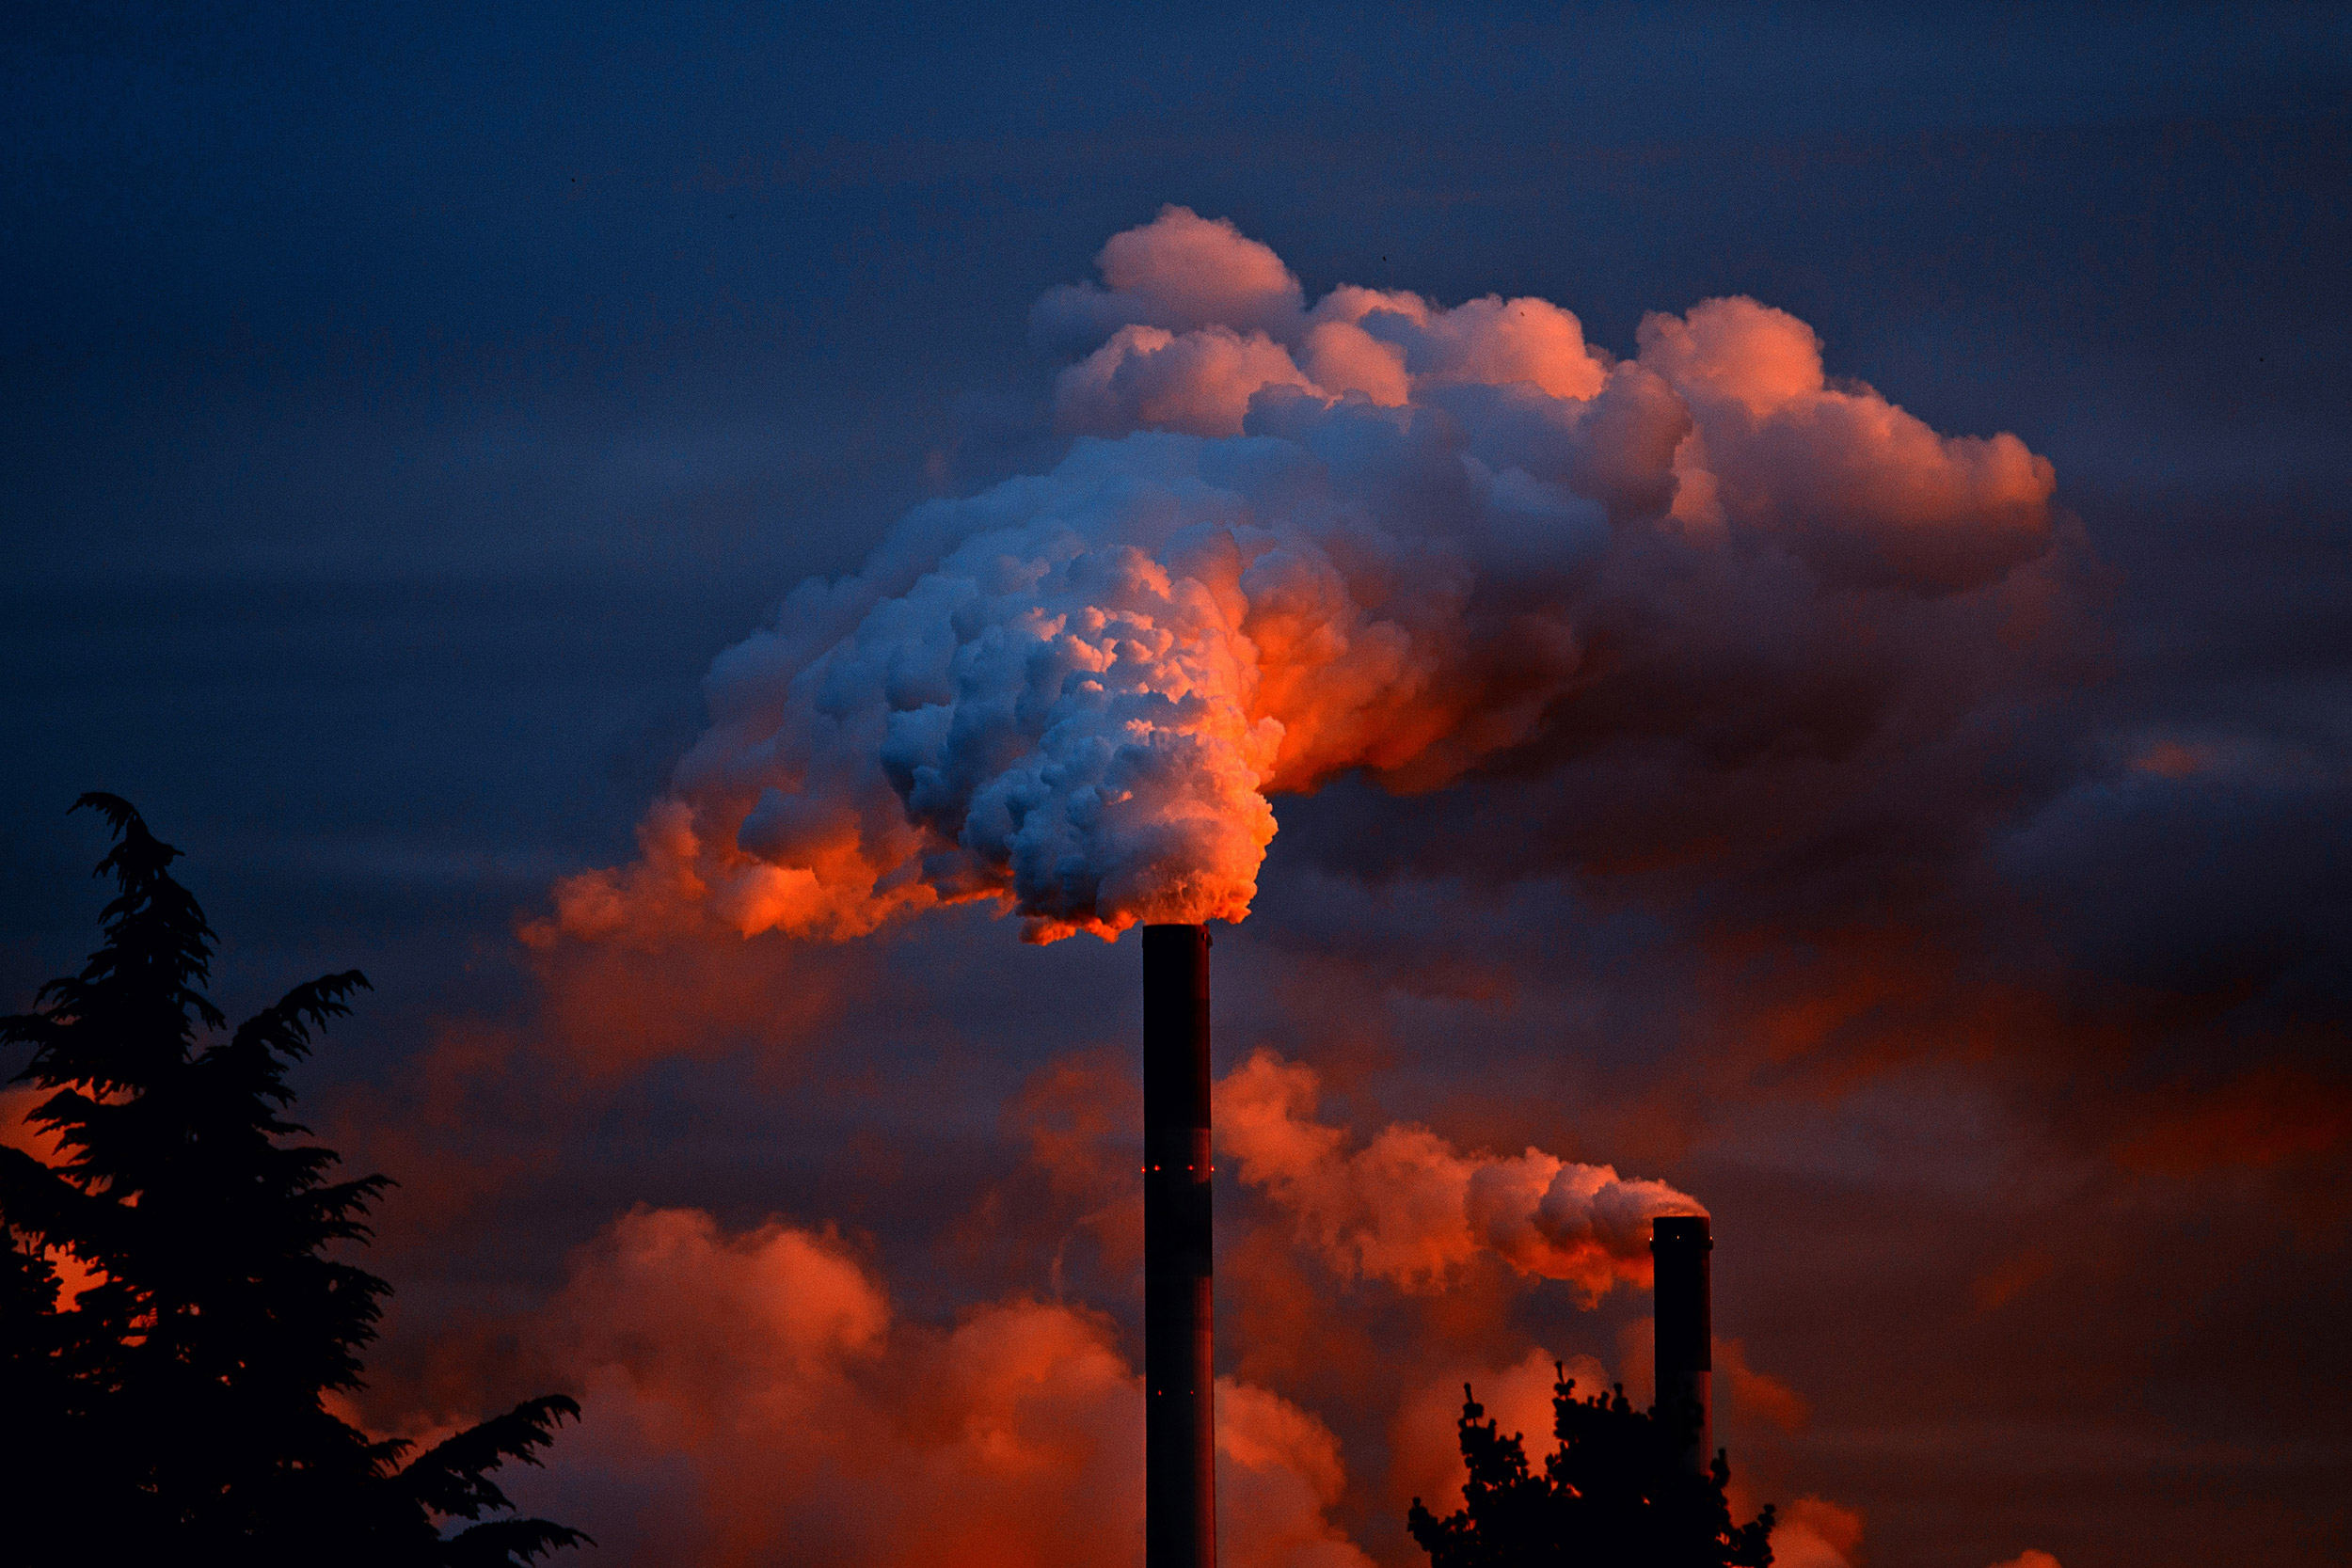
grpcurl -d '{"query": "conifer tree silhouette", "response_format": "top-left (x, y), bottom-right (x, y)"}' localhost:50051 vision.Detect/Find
top-left (1407, 1368), bottom-right (1776, 1568)
top-left (0, 795), bottom-right (590, 1566)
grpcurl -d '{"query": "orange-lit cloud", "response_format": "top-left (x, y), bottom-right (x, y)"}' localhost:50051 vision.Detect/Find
top-left (1058, 323), bottom-right (1316, 437)
top-left (1716, 1337), bottom-right (1809, 1434)
top-left (532, 204), bottom-right (2064, 953)
top-left (435, 1204), bottom-right (1377, 1568)
top-left (1770, 1496), bottom-right (1866, 1568)
top-left (1032, 205), bottom-right (1307, 347)
top-left (1215, 1050), bottom-right (1703, 1301)
top-left (998, 1048), bottom-right (1146, 1290)
top-left (2112, 1066), bottom-right (2352, 1176)
top-left (1638, 296), bottom-right (2052, 590)
top-left (1215, 1377), bottom-right (1378, 1568)
top-left (1387, 1345), bottom-right (1613, 1515)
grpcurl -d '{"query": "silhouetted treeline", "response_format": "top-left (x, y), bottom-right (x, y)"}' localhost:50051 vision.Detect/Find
top-left (0, 796), bottom-right (589, 1566)
top-left (1409, 1370), bottom-right (1776, 1568)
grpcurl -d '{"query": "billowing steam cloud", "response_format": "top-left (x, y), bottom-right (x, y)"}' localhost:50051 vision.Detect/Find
top-left (538, 205), bottom-right (2056, 944)
top-left (1215, 1050), bottom-right (1704, 1301)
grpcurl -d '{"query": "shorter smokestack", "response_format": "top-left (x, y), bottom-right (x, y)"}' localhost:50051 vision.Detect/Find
top-left (1651, 1214), bottom-right (1711, 1473)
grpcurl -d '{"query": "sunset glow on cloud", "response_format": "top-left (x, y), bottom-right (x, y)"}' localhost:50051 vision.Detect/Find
top-left (539, 206), bottom-right (2065, 948)
top-left (450, 1204), bottom-right (1377, 1567)
top-left (1216, 1050), bottom-right (1702, 1301)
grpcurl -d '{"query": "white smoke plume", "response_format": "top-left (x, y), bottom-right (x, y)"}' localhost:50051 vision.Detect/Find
top-left (539, 205), bottom-right (2057, 945)
top-left (1214, 1050), bottom-right (1704, 1301)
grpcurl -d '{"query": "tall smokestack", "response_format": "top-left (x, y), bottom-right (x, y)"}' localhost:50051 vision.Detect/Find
top-left (1651, 1214), bottom-right (1712, 1473)
top-left (1142, 924), bottom-right (1216, 1568)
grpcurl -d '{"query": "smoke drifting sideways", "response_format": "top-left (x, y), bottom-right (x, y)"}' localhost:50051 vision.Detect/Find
top-left (1217, 1051), bottom-right (1703, 1303)
top-left (533, 205), bottom-right (2060, 948)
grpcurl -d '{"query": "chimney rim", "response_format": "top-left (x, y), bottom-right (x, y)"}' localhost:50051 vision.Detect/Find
top-left (1650, 1214), bottom-right (1712, 1251)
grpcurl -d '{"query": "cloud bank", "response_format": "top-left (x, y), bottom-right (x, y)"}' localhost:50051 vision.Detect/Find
top-left (481, 1205), bottom-right (1374, 1568)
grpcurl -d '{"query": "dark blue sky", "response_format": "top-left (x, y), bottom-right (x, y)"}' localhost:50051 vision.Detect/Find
top-left (6, 8), bottom-right (2350, 1566)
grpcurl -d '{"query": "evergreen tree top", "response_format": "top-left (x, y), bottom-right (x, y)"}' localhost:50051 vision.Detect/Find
top-left (69, 791), bottom-right (224, 1015)
top-left (1408, 1366), bottom-right (1776, 1568)
top-left (1, 796), bottom-right (588, 1566)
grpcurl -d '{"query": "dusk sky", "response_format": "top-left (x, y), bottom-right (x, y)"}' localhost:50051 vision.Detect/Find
top-left (6, 7), bottom-right (2350, 1566)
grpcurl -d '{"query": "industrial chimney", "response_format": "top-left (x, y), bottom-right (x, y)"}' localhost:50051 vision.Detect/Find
top-left (1650, 1214), bottom-right (1712, 1473)
top-left (1142, 924), bottom-right (1216, 1568)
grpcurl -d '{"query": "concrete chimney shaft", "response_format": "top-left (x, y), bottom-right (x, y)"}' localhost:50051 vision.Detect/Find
top-left (1650, 1214), bottom-right (1712, 1474)
top-left (1142, 924), bottom-right (1215, 1568)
